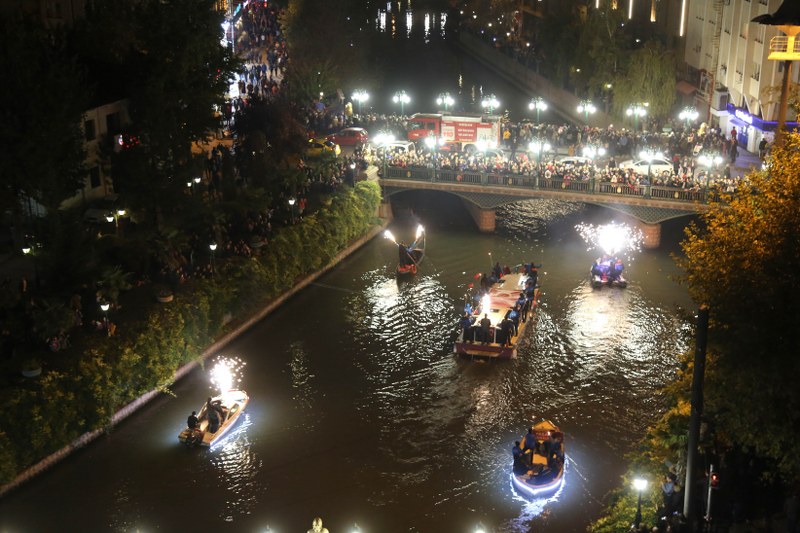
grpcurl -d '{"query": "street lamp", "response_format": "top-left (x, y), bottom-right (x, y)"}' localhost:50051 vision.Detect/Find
top-left (699, 153), bottom-right (724, 201)
top-left (436, 92), bottom-right (454, 111)
top-left (528, 97), bottom-right (548, 125)
top-left (528, 139), bottom-right (551, 169)
top-left (392, 90), bottom-right (410, 116)
top-left (105, 208), bottom-right (126, 236)
top-left (100, 301), bottom-right (111, 336)
top-left (424, 135), bottom-right (445, 181)
top-left (288, 198), bottom-right (296, 225)
top-left (582, 145), bottom-right (606, 160)
top-left (639, 149), bottom-right (664, 195)
top-left (577, 99), bottom-right (596, 124)
top-left (679, 106), bottom-right (699, 128)
top-left (481, 93), bottom-right (500, 115)
top-left (352, 89), bottom-right (369, 114)
top-left (209, 242), bottom-right (217, 276)
top-left (373, 132), bottom-right (395, 177)
top-left (633, 477), bottom-right (648, 529)
top-left (626, 103), bottom-right (648, 132)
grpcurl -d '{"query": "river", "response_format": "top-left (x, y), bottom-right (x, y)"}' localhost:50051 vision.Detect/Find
top-left (0, 6), bottom-right (698, 532)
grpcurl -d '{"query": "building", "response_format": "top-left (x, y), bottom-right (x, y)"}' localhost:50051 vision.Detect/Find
top-left (684, 0), bottom-right (799, 152)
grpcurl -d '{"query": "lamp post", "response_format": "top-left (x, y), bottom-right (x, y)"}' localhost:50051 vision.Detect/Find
top-left (633, 477), bottom-right (648, 529)
top-left (577, 99), bottom-right (596, 124)
top-left (639, 149), bottom-right (663, 197)
top-left (481, 93), bottom-right (500, 115)
top-left (626, 103), bottom-right (648, 132)
top-left (436, 92), bottom-right (454, 111)
top-left (100, 301), bottom-right (110, 336)
top-left (373, 133), bottom-right (395, 177)
top-left (679, 106), bottom-right (699, 129)
top-left (352, 89), bottom-right (369, 114)
top-left (209, 242), bottom-right (217, 276)
top-left (699, 153), bottom-right (723, 202)
top-left (393, 90), bottom-right (410, 116)
top-left (105, 209), bottom-right (126, 236)
top-left (528, 139), bottom-right (551, 170)
top-left (602, 83), bottom-right (613, 114)
top-left (528, 97), bottom-right (547, 125)
top-left (424, 135), bottom-right (444, 181)
top-left (288, 198), bottom-right (296, 225)
top-left (582, 145), bottom-right (606, 160)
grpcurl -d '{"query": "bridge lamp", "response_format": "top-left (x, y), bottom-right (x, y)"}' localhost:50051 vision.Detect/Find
top-left (528, 139), bottom-right (551, 167)
top-left (633, 477), bottom-right (648, 529)
top-left (577, 100), bottom-right (596, 124)
top-left (626, 103), bottom-right (648, 131)
top-left (392, 90), bottom-right (411, 116)
top-left (436, 92), bottom-right (455, 111)
top-left (352, 89), bottom-right (369, 114)
top-left (481, 94), bottom-right (500, 115)
top-left (679, 106), bottom-right (699, 127)
top-left (528, 97), bottom-right (547, 124)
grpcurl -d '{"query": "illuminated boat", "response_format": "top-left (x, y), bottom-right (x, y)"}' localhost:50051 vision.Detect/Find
top-left (179, 389), bottom-right (249, 447)
top-left (590, 258), bottom-right (627, 289)
top-left (453, 272), bottom-right (539, 359)
top-left (389, 225), bottom-right (426, 277)
top-left (511, 419), bottom-right (566, 498)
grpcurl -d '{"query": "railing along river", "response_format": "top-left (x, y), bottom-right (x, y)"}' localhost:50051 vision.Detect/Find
top-left (383, 166), bottom-right (719, 205)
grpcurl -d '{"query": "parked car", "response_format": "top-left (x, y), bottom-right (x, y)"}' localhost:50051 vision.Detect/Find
top-left (557, 156), bottom-right (593, 168)
top-left (306, 138), bottom-right (341, 157)
top-left (618, 157), bottom-right (673, 176)
top-left (326, 127), bottom-right (369, 147)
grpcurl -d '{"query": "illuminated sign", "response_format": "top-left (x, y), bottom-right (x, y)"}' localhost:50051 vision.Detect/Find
top-left (734, 109), bottom-right (753, 125)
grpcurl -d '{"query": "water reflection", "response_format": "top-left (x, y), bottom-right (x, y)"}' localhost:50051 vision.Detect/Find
top-left (206, 415), bottom-right (261, 521)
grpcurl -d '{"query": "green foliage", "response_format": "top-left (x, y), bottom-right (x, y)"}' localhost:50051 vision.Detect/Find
top-left (611, 40), bottom-right (676, 120)
top-left (98, 265), bottom-right (133, 305)
top-left (589, 483), bottom-right (659, 533)
top-left (0, 182), bottom-right (382, 480)
top-left (0, 12), bottom-right (87, 217)
top-left (30, 299), bottom-right (75, 343)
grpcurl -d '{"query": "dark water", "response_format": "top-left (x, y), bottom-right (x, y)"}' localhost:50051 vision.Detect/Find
top-left (0, 194), bottom-right (695, 532)
top-left (0, 8), bottom-right (697, 532)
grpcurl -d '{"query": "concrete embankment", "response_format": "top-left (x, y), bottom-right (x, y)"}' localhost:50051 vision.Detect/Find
top-left (0, 207), bottom-right (391, 498)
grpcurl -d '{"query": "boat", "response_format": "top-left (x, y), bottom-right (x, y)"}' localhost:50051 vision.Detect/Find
top-left (453, 270), bottom-right (539, 359)
top-left (393, 225), bottom-right (425, 277)
top-left (590, 257), bottom-right (627, 288)
top-left (178, 389), bottom-right (249, 447)
top-left (511, 419), bottom-right (566, 498)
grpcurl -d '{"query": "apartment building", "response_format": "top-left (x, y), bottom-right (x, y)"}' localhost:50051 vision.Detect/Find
top-left (685, 0), bottom-right (799, 152)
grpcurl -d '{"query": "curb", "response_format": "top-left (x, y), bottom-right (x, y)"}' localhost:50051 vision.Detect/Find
top-left (0, 219), bottom-right (390, 498)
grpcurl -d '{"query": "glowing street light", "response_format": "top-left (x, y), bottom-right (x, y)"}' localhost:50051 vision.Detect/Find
top-left (577, 99), bottom-right (596, 124)
top-left (633, 477), bottom-right (648, 529)
top-left (679, 106), bottom-right (699, 128)
top-left (528, 139), bottom-right (551, 169)
top-left (100, 301), bottom-right (111, 336)
top-left (373, 132), bottom-right (396, 177)
top-left (436, 92), bottom-right (454, 111)
top-left (288, 198), bottom-right (297, 225)
top-left (352, 89), bottom-right (369, 114)
top-left (392, 90), bottom-right (410, 115)
top-left (481, 93), bottom-right (500, 115)
top-left (626, 102), bottom-right (648, 131)
top-left (582, 145), bottom-right (606, 160)
top-left (699, 153), bottom-right (724, 201)
top-left (209, 242), bottom-right (217, 276)
top-left (424, 135), bottom-right (445, 181)
top-left (105, 208), bottom-right (127, 236)
top-left (528, 96), bottom-right (548, 124)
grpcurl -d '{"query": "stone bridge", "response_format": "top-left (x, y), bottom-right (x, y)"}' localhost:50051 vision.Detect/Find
top-left (380, 166), bottom-right (713, 248)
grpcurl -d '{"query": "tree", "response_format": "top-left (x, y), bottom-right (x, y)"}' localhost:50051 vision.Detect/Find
top-left (575, 6), bottom-right (628, 97)
top-left (676, 133), bottom-right (800, 482)
top-left (611, 40), bottom-right (676, 120)
top-left (0, 12), bottom-right (87, 246)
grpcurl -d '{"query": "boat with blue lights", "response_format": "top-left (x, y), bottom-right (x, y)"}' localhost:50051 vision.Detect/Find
top-left (590, 256), bottom-right (627, 288)
top-left (179, 389), bottom-right (249, 447)
top-left (511, 419), bottom-right (565, 497)
top-left (453, 270), bottom-right (539, 359)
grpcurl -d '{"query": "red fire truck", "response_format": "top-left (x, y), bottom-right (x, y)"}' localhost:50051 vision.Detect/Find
top-left (405, 113), bottom-right (502, 152)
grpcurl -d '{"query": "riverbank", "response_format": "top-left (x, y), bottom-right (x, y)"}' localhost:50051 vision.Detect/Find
top-left (0, 183), bottom-right (389, 499)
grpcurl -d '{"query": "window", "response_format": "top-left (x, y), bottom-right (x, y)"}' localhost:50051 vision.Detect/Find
top-left (751, 62), bottom-right (761, 81)
top-left (754, 26), bottom-right (765, 44)
top-left (89, 166), bottom-right (101, 189)
top-left (84, 119), bottom-right (96, 141)
top-left (105, 112), bottom-right (121, 135)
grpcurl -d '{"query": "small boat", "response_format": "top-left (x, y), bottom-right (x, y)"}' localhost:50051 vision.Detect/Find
top-left (454, 270), bottom-right (539, 359)
top-left (390, 225), bottom-right (425, 277)
top-left (590, 257), bottom-right (627, 288)
top-left (179, 389), bottom-right (249, 447)
top-left (511, 420), bottom-right (566, 498)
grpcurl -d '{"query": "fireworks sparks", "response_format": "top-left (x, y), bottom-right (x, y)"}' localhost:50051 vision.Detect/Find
top-left (209, 356), bottom-right (246, 394)
top-left (576, 222), bottom-right (643, 258)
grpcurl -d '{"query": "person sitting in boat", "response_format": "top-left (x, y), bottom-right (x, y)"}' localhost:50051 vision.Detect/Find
top-left (397, 242), bottom-right (414, 266)
top-left (591, 260), bottom-right (603, 278)
top-left (512, 440), bottom-right (528, 475)
top-left (187, 411), bottom-right (199, 430)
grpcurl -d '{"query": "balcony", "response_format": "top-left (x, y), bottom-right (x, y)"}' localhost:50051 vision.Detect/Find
top-left (769, 36), bottom-right (800, 61)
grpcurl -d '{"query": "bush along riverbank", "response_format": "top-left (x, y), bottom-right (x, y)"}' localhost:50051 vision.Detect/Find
top-left (0, 181), bottom-right (382, 487)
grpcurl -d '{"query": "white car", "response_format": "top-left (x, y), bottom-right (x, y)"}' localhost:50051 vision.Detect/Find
top-left (618, 157), bottom-right (674, 176)
top-left (557, 156), bottom-right (593, 168)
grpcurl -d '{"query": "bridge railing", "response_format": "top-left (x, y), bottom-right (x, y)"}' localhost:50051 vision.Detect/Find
top-left (383, 166), bottom-right (713, 205)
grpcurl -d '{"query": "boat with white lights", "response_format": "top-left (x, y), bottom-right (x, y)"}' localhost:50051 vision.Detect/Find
top-left (386, 225), bottom-right (426, 277)
top-left (453, 270), bottom-right (539, 359)
top-left (179, 389), bottom-right (249, 447)
top-left (590, 256), bottom-right (627, 288)
top-left (511, 419), bottom-right (565, 497)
